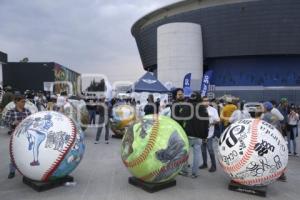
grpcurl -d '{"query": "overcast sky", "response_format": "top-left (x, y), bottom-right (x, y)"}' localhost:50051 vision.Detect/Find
top-left (0, 0), bottom-right (179, 83)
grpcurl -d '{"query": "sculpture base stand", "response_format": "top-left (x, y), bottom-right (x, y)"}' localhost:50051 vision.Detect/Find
top-left (128, 177), bottom-right (176, 193)
top-left (23, 175), bottom-right (74, 192)
top-left (112, 134), bottom-right (123, 139)
top-left (228, 180), bottom-right (267, 197)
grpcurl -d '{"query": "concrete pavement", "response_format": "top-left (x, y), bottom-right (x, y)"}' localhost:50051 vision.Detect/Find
top-left (0, 126), bottom-right (299, 200)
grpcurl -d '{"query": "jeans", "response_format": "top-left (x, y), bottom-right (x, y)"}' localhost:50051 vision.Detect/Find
top-left (181, 137), bottom-right (201, 175)
top-left (201, 137), bottom-right (216, 168)
top-left (287, 126), bottom-right (297, 154)
top-left (96, 120), bottom-right (109, 141)
top-left (89, 110), bottom-right (96, 125)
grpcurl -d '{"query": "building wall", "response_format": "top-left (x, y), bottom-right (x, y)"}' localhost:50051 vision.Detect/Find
top-left (0, 51), bottom-right (7, 63)
top-left (157, 22), bottom-right (203, 88)
top-left (53, 63), bottom-right (80, 95)
top-left (133, 0), bottom-right (300, 71)
top-left (208, 56), bottom-right (300, 86)
top-left (2, 62), bottom-right (80, 94)
top-left (2, 62), bottom-right (54, 93)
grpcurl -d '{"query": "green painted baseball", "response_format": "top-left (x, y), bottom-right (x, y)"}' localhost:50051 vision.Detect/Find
top-left (121, 115), bottom-right (189, 183)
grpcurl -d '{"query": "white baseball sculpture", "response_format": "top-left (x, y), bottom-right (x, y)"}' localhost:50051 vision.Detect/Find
top-left (218, 119), bottom-right (288, 186)
top-left (10, 111), bottom-right (85, 181)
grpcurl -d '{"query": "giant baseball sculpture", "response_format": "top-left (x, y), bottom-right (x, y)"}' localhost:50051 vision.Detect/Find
top-left (10, 111), bottom-right (85, 181)
top-left (218, 119), bottom-right (288, 186)
top-left (121, 115), bottom-right (189, 183)
top-left (111, 104), bottom-right (136, 136)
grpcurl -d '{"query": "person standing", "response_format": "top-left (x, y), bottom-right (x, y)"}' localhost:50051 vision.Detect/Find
top-left (56, 91), bottom-right (67, 112)
top-left (5, 94), bottom-right (31, 179)
top-left (171, 88), bottom-right (187, 128)
top-left (144, 94), bottom-right (156, 115)
top-left (199, 96), bottom-right (220, 172)
top-left (177, 91), bottom-right (209, 178)
top-left (278, 98), bottom-right (289, 137)
top-left (86, 98), bottom-right (97, 125)
top-left (155, 98), bottom-right (160, 114)
top-left (220, 98), bottom-right (237, 129)
top-left (287, 107), bottom-right (299, 156)
top-left (262, 101), bottom-right (287, 182)
top-left (95, 98), bottom-right (111, 144)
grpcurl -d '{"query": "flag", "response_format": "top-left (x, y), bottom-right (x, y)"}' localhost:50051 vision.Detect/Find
top-left (183, 73), bottom-right (192, 97)
top-left (183, 73), bottom-right (191, 88)
top-left (200, 70), bottom-right (213, 97)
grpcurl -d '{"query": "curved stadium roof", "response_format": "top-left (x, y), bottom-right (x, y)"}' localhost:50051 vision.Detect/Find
top-left (131, 0), bottom-right (300, 71)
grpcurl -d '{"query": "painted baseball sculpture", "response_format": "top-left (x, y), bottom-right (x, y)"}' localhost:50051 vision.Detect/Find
top-left (10, 111), bottom-right (85, 181)
top-left (121, 115), bottom-right (189, 183)
top-left (218, 119), bottom-right (288, 186)
top-left (111, 104), bottom-right (136, 136)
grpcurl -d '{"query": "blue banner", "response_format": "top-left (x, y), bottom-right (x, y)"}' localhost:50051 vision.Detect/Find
top-left (183, 73), bottom-right (192, 97)
top-left (200, 70), bottom-right (213, 97)
top-left (183, 73), bottom-right (191, 88)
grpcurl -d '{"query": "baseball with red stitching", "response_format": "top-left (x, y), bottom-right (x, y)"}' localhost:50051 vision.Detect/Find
top-left (10, 111), bottom-right (85, 181)
top-left (218, 118), bottom-right (288, 186)
top-left (121, 115), bottom-right (189, 183)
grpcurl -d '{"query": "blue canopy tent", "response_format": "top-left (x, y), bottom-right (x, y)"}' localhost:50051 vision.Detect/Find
top-left (133, 72), bottom-right (169, 93)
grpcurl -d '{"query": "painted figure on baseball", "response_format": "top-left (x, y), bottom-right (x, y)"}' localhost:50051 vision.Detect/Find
top-left (10, 111), bottom-right (85, 181)
top-left (121, 115), bottom-right (189, 183)
top-left (218, 118), bottom-right (288, 186)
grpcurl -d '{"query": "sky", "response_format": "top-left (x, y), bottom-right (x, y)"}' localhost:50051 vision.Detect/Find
top-left (0, 0), bottom-right (179, 83)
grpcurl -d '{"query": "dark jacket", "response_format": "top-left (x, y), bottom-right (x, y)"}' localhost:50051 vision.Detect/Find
top-left (171, 100), bottom-right (190, 129)
top-left (184, 99), bottom-right (209, 139)
top-left (144, 103), bottom-right (155, 115)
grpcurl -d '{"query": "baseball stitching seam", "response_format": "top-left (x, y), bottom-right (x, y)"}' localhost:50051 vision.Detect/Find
top-left (123, 118), bottom-right (159, 168)
top-left (9, 129), bottom-right (24, 177)
top-left (233, 168), bottom-right (286, 185)
top-left (221, 119), bottom-right (260, 173)
top-left (41, 118), bottom-right (77, 181)
top-left (139, 155), bottom-right (189, 182)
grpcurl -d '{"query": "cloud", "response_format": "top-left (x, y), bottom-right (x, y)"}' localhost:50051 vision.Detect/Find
top-left (0, 0), bottom-right (179, 82)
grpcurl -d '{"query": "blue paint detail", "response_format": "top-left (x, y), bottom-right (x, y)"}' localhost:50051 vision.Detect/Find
top-left (50, 126), bottom-right (85, 179)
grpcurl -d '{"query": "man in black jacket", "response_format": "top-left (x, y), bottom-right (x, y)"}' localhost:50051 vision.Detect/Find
top-left (172, 90), bottom-right (209, 178)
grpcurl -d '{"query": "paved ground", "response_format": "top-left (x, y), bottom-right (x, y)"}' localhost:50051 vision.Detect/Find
top-left (0, 126), bottom-right (299, 200)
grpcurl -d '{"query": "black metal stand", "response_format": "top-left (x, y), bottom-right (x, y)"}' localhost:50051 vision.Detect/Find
top-left (128, 177), bottom-right (176, 193)
top-left (228, 180), bottom-right (267, 197)
top-left (112, 134), bottom-right (123, 139)
top-left (23, 175), bottom-right (74, 192)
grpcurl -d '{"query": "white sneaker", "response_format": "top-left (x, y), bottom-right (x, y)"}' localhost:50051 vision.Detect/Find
top-left (94, 141), bottom-right (99, 144)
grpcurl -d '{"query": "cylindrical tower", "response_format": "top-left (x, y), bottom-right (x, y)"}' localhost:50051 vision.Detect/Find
top-left (157, 22), bottom-right (203, 89)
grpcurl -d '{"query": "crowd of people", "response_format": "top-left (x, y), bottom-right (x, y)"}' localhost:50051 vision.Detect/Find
top-left (0, 85), bottom-right (299, 181)
top-left (139, 88), bottom-right (298, 180)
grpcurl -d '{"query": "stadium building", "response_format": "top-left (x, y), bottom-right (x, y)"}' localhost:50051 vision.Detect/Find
top-left (131, 0), bottom-right (300, 103)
